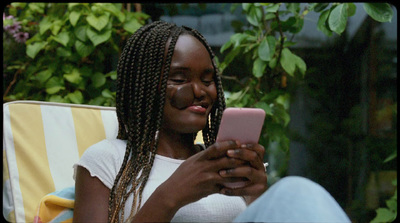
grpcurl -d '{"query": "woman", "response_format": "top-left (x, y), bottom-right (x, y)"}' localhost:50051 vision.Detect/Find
top-left (73, 21), bottom-right (350, 223)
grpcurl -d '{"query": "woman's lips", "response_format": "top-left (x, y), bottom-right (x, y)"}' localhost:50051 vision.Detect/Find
top-left (187, 105), bottom-right (207, 114)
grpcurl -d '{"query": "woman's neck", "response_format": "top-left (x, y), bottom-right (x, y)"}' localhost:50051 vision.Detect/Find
top-left (156, 128), bottom-right (199, 160)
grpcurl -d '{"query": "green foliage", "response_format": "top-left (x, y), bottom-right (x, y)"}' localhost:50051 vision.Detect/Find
top-left (219, 3), bottom-right (394, 176)
top-left (371, 153), bottom-right (397, 223)
top-left (3, 3), bottom-right (149, 106)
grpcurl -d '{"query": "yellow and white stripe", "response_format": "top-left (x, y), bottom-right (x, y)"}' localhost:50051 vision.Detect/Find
top-left (3, 101), bottom-right (118, 222)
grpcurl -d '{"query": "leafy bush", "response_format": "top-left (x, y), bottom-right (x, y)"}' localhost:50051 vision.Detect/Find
top-left (219, 3), bottom-right (394, 181)
top-left (3, 3), bottom-right (149, 106)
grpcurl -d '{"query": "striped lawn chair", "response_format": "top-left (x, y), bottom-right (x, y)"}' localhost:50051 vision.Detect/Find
top-left (3, 101), bottom-right (118, 222)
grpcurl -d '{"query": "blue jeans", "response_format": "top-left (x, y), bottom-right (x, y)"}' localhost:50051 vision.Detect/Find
top-left (234, 176), bottom-right (351, 222)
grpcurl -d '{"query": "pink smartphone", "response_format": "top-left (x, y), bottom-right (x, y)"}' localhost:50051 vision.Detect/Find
top-left (216, 107), bottom-right (266, 144)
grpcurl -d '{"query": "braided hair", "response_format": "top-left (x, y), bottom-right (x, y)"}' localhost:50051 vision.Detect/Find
top-left (110, 20), bottom-right (226, 222)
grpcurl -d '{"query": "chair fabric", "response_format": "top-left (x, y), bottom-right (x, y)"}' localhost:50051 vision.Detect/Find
top-left (3, 100), bottom-right (118, 222)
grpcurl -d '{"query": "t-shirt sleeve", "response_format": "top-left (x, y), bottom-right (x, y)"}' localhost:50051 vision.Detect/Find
top-left (73, 139), bottom-right (126, 189)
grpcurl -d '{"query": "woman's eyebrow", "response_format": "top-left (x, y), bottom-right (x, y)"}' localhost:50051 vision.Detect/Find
top-left (170, 65), bottom-right (191, 71)
top-left (203, 67), bottom-right (215, 75)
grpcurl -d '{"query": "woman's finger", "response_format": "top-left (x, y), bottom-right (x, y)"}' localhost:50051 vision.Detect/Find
top-left (200, 140), bottom-right (240, 160)
top-left (226, 146), bottom-right (264, 171)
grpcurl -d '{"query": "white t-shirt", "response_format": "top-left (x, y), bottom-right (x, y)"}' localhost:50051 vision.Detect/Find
top-left (73, 139), bottom-right (247, 222)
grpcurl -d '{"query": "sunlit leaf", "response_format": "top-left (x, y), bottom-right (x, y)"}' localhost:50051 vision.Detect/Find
top-left (86, 27), bottom-right (111, 46)
top-left (75, 40), bottom-right (94, 58)
top-left (67, 90), bottom-right (84, 104)
top-left (46, 77), bottom-right (65, 94)
top-left (92, 72), bottom-right (106, 88)
top-left (317, 9), bottom-right (333, 36)
top-left (86, 12), bottom-right (109, 31)
top-left (328, 4), bottom-right (348, 35)
top-left (253, 58), bottom-right (267, 78)
top-left (69, 10), bottom-right (81, 27)
top-left (53, 31), bottom-right (70, 47)
top-left (363, 3), bottom-right (393, 23)
top-left (26, 41), bottom-right (47, 59)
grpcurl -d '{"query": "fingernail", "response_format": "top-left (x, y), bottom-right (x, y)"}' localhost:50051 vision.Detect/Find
top-left (241, 144), bottom-right (247, 148)
top-left (219, 170), bottom-right (227, 176)
top-left (227, 150), bottom-right (237, 156)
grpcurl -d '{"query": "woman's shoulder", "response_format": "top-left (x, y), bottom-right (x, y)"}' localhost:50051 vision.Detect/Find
top-left (74, 139), bottom-right (127, 188)
top-left (83, 138), bottom-right (127, 158)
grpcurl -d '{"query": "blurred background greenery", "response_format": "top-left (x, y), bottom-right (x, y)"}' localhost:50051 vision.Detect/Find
top-left (3, 3), bottom-right (397, 222)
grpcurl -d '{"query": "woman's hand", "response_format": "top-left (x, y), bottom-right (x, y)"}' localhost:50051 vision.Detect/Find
top-left (158, 140), bottom-right (247, 206)
top-left (218, 143), bottom-right (268, 204)
top-left (133, 140), bottom-right (247, 221)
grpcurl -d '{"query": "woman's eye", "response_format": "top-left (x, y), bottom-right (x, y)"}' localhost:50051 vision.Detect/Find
top-left (169, 79), bottom-right (186, 83)
top-left (202, 80), bottom-right (214, 86)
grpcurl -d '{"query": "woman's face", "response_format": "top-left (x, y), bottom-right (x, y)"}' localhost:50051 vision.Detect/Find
top-left (162, 34), bottom-right (217, 134)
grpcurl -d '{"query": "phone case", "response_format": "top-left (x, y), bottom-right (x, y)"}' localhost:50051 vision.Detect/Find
top-left (216, 108), bottom-right (266, 144)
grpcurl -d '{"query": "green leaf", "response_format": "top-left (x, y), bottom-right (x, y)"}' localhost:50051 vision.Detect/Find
top-left (51, 20), bottom-right (63, 36)
top-left (67, 90), bottom-right (84, 104)
top-left (255, 101), bottom-right (273, 116)
top-left (279, 47), bottom-right (306, 77)
top-left (371, 208), bottom-right (396, 223)
top-left (266, 3), bottom-right (280, 13)
top-left (317, 9), bottom-right (333, 36)
top-left (63, 68), bottom-right (82, 84)
top-left (39, 16), bottom-right (52, 35)
top-left (53, 31), bottom-right (70, 47)
top-left (258, 38), bottom-right (271, 61)
top-left (220, 39), bottom-right (233, 53)
top-left (102, 89), bottom-right (114, 98)
top-left (384, 150), bottom-right (397, 163)
top-left (220, 47), bottom-right (241, 70)
top-left (106, 70), bottom-right (117, 80)
top-left (86, 27), bottom-right (112, 46)
top-left (26, 41), bottom-right (48, 59)
top-left (347, 3), bottom-right (356, 17)
top-left (328, 4), bottom-right (348, 35)
top-left (11, 2), bottom-right (27, 8)
top-left (91, 72), bottom-right (106, 88)
top-left (269, 57), bottom-right (278, 69)
top-left (311, 3), bottom-right (330, 12)
top-left (69, 10), bottom-right (81, 27)
top-left (386, 198), bottom-right (397, 211)
top-left (288, 17), bottom-right (304, 34)
top-left (28, 3), bottom-right (45, 14)
top-left (276, 94), bottom-right (290, 110)
top-left (253, 58), bottom-right (267, 78)
top-left (246, 6), bottom-right (262, 26)
top-left (35, 69), bottom-right (53, 83)
top-left (56, 47), bottom-right (72, 57)
top-left (292, 52), bottom-right (307, 76)
top-left (75, 40), bottom-right (94, 58)
top-left (89, 96), bottom-right (106, 105)
top-left (46, 77), bottom-right (65, 94)
top-left (86, 12), bottom-right (110, 31)
top-left (74, 25), bottom-right (88, 42)
top-left (100, 3), bottom-right (125, 22)
top-left (48, 95), bottom-right (64, 103)
top-left (280, 48), bottom-right (296, 76)
top-left (123, 18), bottom-right (141, 34)
top-left (242, 3), bottom-right (252, 11)
top-left (363, 3), bottom-right (393, 23)
top-left (285, 3), bottom-right (299, 14)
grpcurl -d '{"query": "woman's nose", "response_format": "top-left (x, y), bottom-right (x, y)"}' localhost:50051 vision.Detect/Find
top-left (192, 82), bottom-right (206, 99)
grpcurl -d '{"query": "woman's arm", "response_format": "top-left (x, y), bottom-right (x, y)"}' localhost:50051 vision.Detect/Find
top-left (73, 166), bottom-right (110, 223)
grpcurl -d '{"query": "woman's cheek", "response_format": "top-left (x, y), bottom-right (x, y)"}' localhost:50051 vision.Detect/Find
top-left (170, 84), bottom-right (194, 109)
